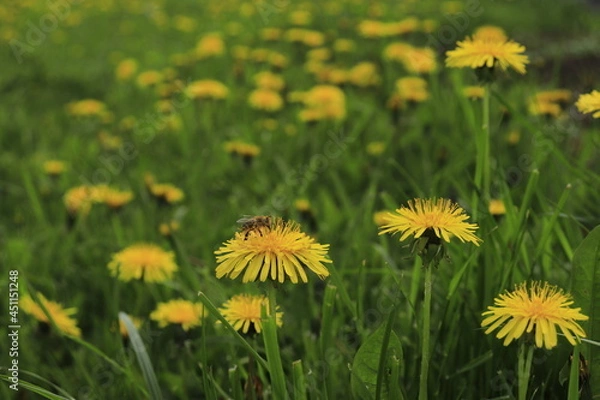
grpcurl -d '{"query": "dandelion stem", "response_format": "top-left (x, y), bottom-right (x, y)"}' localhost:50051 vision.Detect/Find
top-left (517, 341), bottom-right (534, 400)
top-left (472, 83), bottom-right (491, 220)
top-left (263, 284), bottom-right (288, 399)
top-left (418, 260), bottom-right (434, 400)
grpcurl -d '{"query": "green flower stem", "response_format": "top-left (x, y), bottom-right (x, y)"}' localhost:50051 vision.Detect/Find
top-left (472, 83), bottom-right (491, 221)
top-left (418, 260), bottom-right (434, 400)
top-left (517, 341), bottom-right (534, 400)
top-left (263, 284), bottom-right (288, 399)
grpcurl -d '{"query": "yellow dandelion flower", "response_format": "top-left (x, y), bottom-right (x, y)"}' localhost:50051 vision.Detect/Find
top-left (261, 27), bottom-right (282, 41)
top-left (302, 31), bottom-right (325, 47)
top-left (473, 25), bottom-right (507, 42)
top-left (268, 52), bottom-right (289, 69)
top-left (195, 33), bottom-right (225, 59)
top-left (115, 58), bottom-right (138, 81)
top-left (507, 130), bottom-right (521, 145)
top-left (159, 220), bottom-right (180, 237)
top-left (534, 89), bottom-right (571, 104)
top-left (528, 100), bottom-right (562, 118)
top-left (118, 316), bottom-right (143, 337)
top-left (248, 89), bottom-right (284, 112)
top-left (333, 38), bottom-right (355, 53)
top-left (136, 70), bottom-right (163, 88)
top-left (173, 15), bottom-right (196, 32)
top-left (22, 293), bottom-right (81, 337)
top-left (379, 198), bottom-right (482, 245)
top-left (488, 199), bottom-right (506, 216)
top-left (224, 140), bottom-right (261, 158)
top-left (300, 85), bottom-right (346, 122)
top-left (463, 86), bottom-right (485, 99)
top-left (219, 294), bottom-right (283, 334)
top-left (348, 62), bottom-right (380, 87)
top-left (575, 90), bottom-right (600, 118)
top-left (98, 187), bottom-right (134, 210)
top-left (387, 17), bottom-right (420, 36)
top-left (445, 36), bottom-right (529, 74)
top-left (149, 183), bottom-right (185, 204)
top-left (186, 80), bottom-right (229, 100)
top-left (43, 160), bottom-right (67, 176)
top-left (383, 42), bottom-right (414, 62)
top-left (108, 243), bottom-right (178, 282)
top-left (394, 77), bottom-right (429, 107)
top-left (403, 47), bottom-right (437, 74)
top-left (215, 218), bottom-right (331, 284)
top-left (150, 299), bottom-right (206, 331)
top-left (289, 10), bottom-right (312, 26)
top-left (253, 71), bottom-right (285, 91)
top-left (98, 131), bottom-right (123, 150)
top-left (373, 210), bottom-right (393, 227)
top-left (64, 185), bottom-right (96, 216)
top-left (366, 141), bottom-right (386, 156)
top-left (294, 199), bottom-right (311, 212)
top-left (481, 281), bottom-right (588, 349)
top-left (66, 99), bottom-right (108, 117)
top-left (307, 48), bottom-right (331, 62)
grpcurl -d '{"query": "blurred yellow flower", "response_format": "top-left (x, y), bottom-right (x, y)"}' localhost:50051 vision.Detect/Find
top-left (488, 199), bottom-right (506, 216)
top-left (219, 294), bottom-right (283, 334)
top-left (392, 77), bottom-right (429, 108)
top-left (108, 243), bottom-right (178, 283)
top-left (463, 86), bottom-right (485, 99)
top-left (118, 316), bottom-right (143, 337)
top-left (149, 183), bottom-right (185, 204)
top-left (43, 160), bottom-right (67, 176)
top-left (215, 218), bottom-right (331, 284)
top-left (333, 38), bottom-right (355, 53)
top-left (289, 10), bottom-right (312, 26)
top-left (528, 90), bottom-right (571, 117)
top-left (224, 140), bottom-right (261, 158)
top-left (150, 299), bottom-right (206, 331)
top-left (253, 71), bottom-right (285, 91)
top-left (248, 89), bottom-right (284, 112)
top-left (294, 198), bottom-right (311, 212)
top-left (97, 186), bottom-right (134, 210)
top-left (66, 99), bottom-right (108, 117)
top-left (482, 281), bottom-right (588, 349)
top-left (115, 58), bottom-right (138, 81)
top-left (366, 141), bottom-right (386, 156)
top-left (348, 62), bottom-right (380, 87)
top-left (159, 220), bottom-right (181, 236)
top-left (196, 32), bottom-right (225, 58)
top-left (173, 15), bottom-right (196, 32)
top-left (473, 25), bottom-right (507, 42)
top-left (64, 185), bottom-right (96, 216)
top-left (299, 85), bottom-right (346, 122)
top-left (261, 27), bottom-right (282, 41)
top-left (307, 48), bottom-right (331, 62)
top-left (136, 70), bottom-right (163, 88)
top-left (403, 47), bottom-right (437, 74)
top-left (22, 293), bottom-right (81, 337)
top-left (186, 80), bottom-right (229, 100)
top-left (575, 90), bottom-right (600, 118)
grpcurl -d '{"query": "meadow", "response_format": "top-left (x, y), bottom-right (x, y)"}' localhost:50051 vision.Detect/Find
top-left (1, 0), bottom-right (600, 399)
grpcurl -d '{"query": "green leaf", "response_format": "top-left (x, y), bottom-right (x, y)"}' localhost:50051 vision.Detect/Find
top-left (571, 225), bottom-right (600, 396)
top-left (119, 312), bottom-right (163, 400)
top-left (350, 323), bottom-right (404, 400)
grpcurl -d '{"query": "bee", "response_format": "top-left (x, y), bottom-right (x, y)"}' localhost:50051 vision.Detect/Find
top-left (237, 215), bottom-right (273, 239)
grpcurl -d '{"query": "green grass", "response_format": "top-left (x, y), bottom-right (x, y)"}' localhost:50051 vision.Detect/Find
top-left (1, 0), bottom-right (600, 399)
